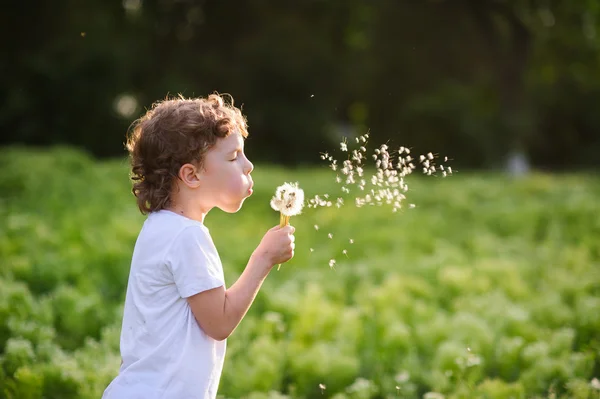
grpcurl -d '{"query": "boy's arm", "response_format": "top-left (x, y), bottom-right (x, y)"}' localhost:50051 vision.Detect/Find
top-left (187, 253), bottom-right (271, 341)
top-left (187, 225), bottom-right (294, 341)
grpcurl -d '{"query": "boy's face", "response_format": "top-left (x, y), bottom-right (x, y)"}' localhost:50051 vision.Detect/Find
top-left (197, 131), bottom-right (254, 213)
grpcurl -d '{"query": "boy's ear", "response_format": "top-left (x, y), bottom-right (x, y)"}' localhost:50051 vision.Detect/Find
top-left (178, 163), bottom-right (202, 188)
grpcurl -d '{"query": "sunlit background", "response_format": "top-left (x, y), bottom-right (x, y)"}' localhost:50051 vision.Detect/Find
top-left (1, 1), bottom-right (599, 399)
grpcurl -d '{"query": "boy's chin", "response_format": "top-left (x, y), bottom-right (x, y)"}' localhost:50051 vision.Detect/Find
top-left (218, 199), bottom-right (246, 213)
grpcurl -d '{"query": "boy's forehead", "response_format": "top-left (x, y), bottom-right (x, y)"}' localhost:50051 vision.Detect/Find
top-left (218, 131), bottom-right (244, 150)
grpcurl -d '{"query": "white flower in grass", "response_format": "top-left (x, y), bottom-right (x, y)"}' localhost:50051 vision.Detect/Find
top-left (270, 182), bottom-right (304, 217)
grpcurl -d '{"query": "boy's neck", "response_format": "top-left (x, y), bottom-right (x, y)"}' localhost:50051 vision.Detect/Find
top-left (166, 197), bottom-right (209, 224)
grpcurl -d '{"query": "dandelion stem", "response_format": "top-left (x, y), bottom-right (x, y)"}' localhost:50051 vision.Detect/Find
top-left (277, 213), bottom-right (290, 270)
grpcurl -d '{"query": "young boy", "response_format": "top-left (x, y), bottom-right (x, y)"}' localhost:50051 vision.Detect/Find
top-left (102, 94), bottom-right (295, 399)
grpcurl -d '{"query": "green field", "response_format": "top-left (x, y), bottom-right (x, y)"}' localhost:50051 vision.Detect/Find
top-left (1, 147), bottom-right (599, 399)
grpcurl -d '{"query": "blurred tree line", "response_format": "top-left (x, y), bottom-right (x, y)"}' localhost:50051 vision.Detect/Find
top-left (1, 0), bottom-right (599, 169)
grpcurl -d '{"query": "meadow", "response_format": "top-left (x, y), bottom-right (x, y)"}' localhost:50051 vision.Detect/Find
top-left (0, 146), bottom-right (599, 399)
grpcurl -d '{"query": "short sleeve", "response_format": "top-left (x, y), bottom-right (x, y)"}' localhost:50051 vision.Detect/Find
top-left (166, 225), bottom-right (224, 298)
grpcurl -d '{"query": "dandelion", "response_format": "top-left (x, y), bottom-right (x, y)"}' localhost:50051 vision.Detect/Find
top-left (271, 182), bottom-right (304, 221)
top-left (270, 182), bottom-right (304, 270)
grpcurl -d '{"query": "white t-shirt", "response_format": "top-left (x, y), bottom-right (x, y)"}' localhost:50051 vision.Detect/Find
top-left (102, 209), bottom-right (227, 399)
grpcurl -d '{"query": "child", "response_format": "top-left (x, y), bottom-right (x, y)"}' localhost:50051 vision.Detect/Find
top-left (102, 94), bottom-right (295, 399)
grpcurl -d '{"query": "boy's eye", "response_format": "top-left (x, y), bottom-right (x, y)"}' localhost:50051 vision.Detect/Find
top-left (229, 156), bottom-right (238, 162)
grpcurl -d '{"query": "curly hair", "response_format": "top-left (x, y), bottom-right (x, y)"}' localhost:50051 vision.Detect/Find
top-left (125, 93), bottom-right (249, 214)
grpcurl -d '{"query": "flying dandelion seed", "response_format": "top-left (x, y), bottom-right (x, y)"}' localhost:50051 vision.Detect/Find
top-left (349, 238), bottom-right (354, 244)
top-left (310, 248), bottom-right (314, 253)
top-left (328, 259), bottom-right (336, 269)
top-left (314, 224), bottom-right (319, 230)
top-left (308, 133), bottom-right (455, 269)
top-left (319, 383), bottom-right (326, 394)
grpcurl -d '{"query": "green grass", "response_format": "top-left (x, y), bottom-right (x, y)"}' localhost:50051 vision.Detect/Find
top-left (1, 146), bottom-right (599, 399)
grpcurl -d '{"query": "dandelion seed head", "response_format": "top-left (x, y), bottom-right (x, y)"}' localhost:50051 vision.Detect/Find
top-left (271, 182), bottom-right (305, 216)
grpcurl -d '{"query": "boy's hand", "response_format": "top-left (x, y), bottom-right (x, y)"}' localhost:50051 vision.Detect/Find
top-left (253, 225), bottom-right (295, 267)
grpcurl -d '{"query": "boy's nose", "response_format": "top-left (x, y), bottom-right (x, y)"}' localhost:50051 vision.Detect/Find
top-left (245, 158), bottom-right (254, 174)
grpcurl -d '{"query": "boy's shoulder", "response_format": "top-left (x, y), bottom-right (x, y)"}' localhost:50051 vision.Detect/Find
top-left (147, 209), bottom-right (208, 231)
top-left (140, 210), bottom-right (211, 249)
